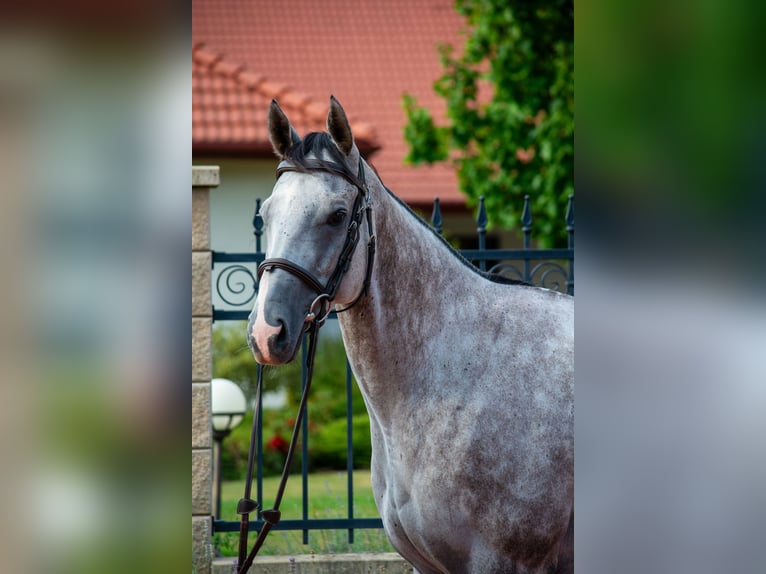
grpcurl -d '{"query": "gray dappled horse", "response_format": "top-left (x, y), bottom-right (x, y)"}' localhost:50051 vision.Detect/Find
top-left (248, 97), bottom-right (573, 574)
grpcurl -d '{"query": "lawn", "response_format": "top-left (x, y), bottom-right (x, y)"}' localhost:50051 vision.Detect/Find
top-left (213, 470), bottom-right (396, 556)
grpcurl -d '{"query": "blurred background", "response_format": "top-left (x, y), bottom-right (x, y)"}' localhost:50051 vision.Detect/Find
top-left (0, 0), bottom-right (763, 572)
top-left (0, 1), bottom-right (189, 573)
top-left (577, 1), bottom-right (766, 573)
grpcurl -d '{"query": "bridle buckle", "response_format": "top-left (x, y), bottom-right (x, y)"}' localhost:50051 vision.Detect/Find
top-left (305, 293), bottom-right (331, 325)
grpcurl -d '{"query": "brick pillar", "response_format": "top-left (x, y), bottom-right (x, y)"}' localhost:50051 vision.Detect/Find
top-left (192, 166), bottom-right (219, 574)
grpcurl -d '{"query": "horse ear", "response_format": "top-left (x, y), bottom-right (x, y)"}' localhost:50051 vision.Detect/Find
top-left (268, 99), bottom-right (300, 158)
top-left (327, 95), bottom-right (354, 155)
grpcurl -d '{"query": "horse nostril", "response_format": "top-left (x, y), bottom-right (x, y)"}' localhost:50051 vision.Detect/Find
top-left (274, 319), bottom-right (288, 344)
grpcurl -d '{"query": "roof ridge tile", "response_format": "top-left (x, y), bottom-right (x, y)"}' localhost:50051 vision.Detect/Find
top-left (193, 44), bottom-right (380, 154)
top-left (237, 70), bottom-right (267, 89)
top-left (193, 47), bottom-right (222, 68)
top-left (214, 59), bottom-right (245, 77)
top-left (258, 80), bottom-right (289, 100)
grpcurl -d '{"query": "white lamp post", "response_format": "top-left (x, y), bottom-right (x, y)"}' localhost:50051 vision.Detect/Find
top-left (211, 377), bottom-right (247, 519)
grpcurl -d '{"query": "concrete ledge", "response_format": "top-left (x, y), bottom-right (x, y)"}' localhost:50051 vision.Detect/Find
top-left (213, 553), bottom-right (412, 574)
top-left (193, 165), bottom-right (220, 187)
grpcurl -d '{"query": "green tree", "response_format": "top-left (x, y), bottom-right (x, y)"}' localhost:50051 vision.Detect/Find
top-left (403, 0), bottom-right (573, 247)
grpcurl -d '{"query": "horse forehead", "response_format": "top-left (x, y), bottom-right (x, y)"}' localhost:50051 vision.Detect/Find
top-left (271, 171), bottom-right (352, 214)
top-left (270, 174), bottom-right (325, 214)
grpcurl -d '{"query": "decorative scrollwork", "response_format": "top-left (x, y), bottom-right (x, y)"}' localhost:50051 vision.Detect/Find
top-left (215, 264), bottom-right (257, 306)
top-left (529, 261), bottom-right (568, 293)
top-left (487, 262), bottom-right (525, 282)
top-left (486, 260), bottom-right (570, 293)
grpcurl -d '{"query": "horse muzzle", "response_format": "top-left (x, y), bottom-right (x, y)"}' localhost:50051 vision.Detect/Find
top-left (248, 317), bottom-right (298, 366)
top-left (247, 272), bottom-right (315, 365)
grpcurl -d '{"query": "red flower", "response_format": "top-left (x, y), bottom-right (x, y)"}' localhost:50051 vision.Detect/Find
top-left (268, 434), bottom-right (289, 454)
top-left (516, 147), bottom-right (536, 164)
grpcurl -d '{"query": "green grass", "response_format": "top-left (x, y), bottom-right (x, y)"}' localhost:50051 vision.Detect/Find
top-left (213, 470), bottom-right (396, 556)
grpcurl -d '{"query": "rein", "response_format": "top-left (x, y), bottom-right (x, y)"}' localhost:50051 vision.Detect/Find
top-left (235, 157), bottom-right (375, 573)
top-left (235, 321), bottom-right (320, 573)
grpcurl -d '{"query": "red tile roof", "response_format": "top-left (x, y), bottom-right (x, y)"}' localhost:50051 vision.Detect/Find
top-left (192, 0), bottom-right (468, 208)
top-left (193, 45), bottom-right (380, 156)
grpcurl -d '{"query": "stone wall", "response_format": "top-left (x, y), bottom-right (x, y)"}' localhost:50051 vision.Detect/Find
top-left (192, 166), bottom-right (219, 574)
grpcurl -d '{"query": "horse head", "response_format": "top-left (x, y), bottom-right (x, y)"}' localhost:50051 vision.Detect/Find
top-left (247, 97), bottom-right (373, 365)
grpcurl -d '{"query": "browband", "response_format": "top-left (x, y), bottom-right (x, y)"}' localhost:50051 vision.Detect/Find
top-left (276, 158), bottom-right (367, 191)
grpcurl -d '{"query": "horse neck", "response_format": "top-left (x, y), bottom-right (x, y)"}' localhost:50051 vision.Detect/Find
top-left (338, 175), bottom-right (474, 407)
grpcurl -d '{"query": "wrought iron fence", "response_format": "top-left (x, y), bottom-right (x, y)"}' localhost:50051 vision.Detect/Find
top-left (211, 194), bottom-right (574, 543)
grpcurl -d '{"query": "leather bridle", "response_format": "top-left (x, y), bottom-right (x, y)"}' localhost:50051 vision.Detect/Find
top-left (236, 156), bottom-right (375, 573)
top-left (256, 156), bottom-right (376, 324)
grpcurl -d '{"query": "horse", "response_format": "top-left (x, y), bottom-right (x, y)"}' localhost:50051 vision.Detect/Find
top-left (247, 96), bottom-right (574, 574)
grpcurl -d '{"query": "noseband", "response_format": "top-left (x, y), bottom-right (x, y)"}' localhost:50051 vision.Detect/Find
top-left (256, 156), bottom-right (376, 324)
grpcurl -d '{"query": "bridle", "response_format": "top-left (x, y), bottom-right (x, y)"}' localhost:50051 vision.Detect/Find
top-left (235, 156), bottom-right (375, 573)
top-left (256, 156), bottom-right (376, 325)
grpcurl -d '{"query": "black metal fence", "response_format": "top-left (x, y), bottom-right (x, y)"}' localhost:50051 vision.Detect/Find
top-left (211, 194), bottom-right (574, 543)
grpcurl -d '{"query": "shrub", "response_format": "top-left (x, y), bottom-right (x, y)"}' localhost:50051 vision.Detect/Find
top-left (213, 323), bottom-right (372, 478)
top-left (221, 407), bottom-right (303, 479)
top-left (311, 415), bottom-right (372, 471)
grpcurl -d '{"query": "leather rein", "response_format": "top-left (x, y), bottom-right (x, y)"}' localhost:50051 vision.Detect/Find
top-left (235, 157), bottom-right (375, 573)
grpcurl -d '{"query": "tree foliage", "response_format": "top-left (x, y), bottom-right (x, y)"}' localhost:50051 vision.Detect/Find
top-left (403, 0), bottom-right (573, 247)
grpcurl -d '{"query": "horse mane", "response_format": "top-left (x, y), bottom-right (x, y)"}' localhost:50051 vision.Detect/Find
top-left (287, 131), bottom-right (534, 288)
top-left (285, 132), bottom-right (358, 180)
top-left (381, 186), bottom-right (534, 288)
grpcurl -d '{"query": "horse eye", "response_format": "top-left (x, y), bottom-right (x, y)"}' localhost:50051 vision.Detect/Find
top-left (327, 209), bottom-right (347, 226)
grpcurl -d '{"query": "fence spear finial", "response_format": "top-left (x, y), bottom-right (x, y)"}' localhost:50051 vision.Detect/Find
top-left (521, 195), bottom-right (533, 232)
top-left (253, 198), bottom-right (263, 252)
top-left (431, 197), bottom-right (443, 235)
top-left (565, 194), bottom-right (574, 231)
top-left (476, 196), bottom-right (488, 235)
top-left (521, 195), bottom-right (532, 249)
top-left (477, 196), bottom-right (488, 271)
